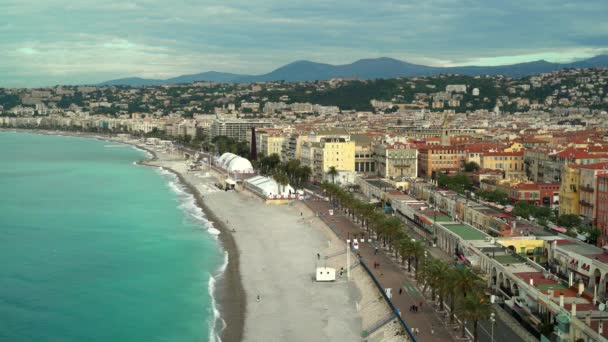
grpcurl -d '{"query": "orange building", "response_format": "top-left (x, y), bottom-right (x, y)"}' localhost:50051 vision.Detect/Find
top-left (417, 145), bottom-right (466, 178)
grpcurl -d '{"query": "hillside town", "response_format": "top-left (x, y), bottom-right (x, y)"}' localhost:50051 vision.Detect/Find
top-left (4, 67), bottom-right (608, 341)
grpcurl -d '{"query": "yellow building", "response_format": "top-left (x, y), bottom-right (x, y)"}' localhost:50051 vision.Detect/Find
top-left (313, 137), bottom-right (355, 183)
top-left (260, 134), bottom-right (285, 159)
top-left (559, 164), bottom-right (581, 216)
top-left (497, 239), bottom-right (547, 263)
top-left (504, 142), bottom-right (524, 152)
top-left (480, 151), bottom-right (525, 180)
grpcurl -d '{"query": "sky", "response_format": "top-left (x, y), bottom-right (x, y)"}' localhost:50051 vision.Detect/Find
top-left (1, 0), bottom-right (608, 87)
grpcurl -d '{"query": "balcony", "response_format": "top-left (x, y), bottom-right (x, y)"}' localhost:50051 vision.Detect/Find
top-left (580, 200), bottom-right (594, 208)
top-left (580, 185), bottom-right (594, 192)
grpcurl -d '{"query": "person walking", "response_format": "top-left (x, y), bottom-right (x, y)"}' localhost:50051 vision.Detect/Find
top-left (374, 247), bottom-right (378, 255)
top-left (399, 288), bottom-right (403, 295)
top-left (256, 295), bottom-right (260, 302)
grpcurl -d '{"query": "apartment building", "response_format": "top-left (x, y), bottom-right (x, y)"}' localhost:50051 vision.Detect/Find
top-left (417, 145), bottom-right (466, 178)
top-left (374, 142), bottom-right (417, 179)
top-left (208, 118), bottom-right (272, 142)
top-left (302, 137), bottom-right (355, 183)
top-left (480, 151), bottom-right (525, 180)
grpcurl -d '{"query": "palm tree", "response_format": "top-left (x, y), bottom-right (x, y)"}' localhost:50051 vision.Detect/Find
top-left (456, 292), bottom-right (493, 340)
top-left (447, 266), bottom-right (483, 324)
top-left (327, 166), bottom-right (339, 184)
top-left (410, 240), bottom-right (426, 279)
top-left (399, 238), bottom-right (415, 272)
top-left (295, 165), bottom-right (312, 188)
top-left (272, 170), bottom-right (290, 194)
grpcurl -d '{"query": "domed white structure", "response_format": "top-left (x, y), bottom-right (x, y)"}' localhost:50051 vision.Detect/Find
top-left (218, 153), bottom-right (254, 173)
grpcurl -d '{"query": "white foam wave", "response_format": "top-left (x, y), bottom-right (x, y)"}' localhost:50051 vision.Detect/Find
top-left (131, 145), bottom-right (153, 159)
top-left (207, 251), bottom-right (229, 342)
top-left (208, 227), bottom-right (221, 236)
top-left (169, 181), bottom-right (186, 195)
top-left (156, 167), bottom-right (220, 238)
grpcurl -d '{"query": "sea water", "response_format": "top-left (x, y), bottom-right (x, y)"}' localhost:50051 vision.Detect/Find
top-left (0, 132), bottom-right (224, 342)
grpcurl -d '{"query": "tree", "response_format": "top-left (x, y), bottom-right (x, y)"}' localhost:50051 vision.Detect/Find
top-left (464, 161), bottom-right (480, 172)
top-left (557, 214), bottom-right (581, 228)
top-left (438, 173), bottom-right (471, 194)
top-left (456, 292), bottom-right (493, 341)
top-left (410, 240), bottom-right (426, 279)
top-left (272, 170), bottom-right (290, 194)
top-left (327, 166), bottom-right (339, 184)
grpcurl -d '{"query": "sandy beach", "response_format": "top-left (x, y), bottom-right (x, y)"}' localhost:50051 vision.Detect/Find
top-left (141, 147), bottom-right (408, 342)
top-left (6, 129), bottom-right (405, 342)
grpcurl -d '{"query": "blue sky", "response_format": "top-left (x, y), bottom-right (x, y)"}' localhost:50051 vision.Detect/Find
top-left (1, 0), bottom-right (607, 87)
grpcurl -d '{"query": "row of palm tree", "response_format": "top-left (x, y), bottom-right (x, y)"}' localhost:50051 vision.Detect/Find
top-left (321, 181), bottom-right (493, 341)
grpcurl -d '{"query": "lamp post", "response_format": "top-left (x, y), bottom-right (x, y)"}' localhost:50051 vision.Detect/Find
top-left (490, 312), bottom-right (496, 342)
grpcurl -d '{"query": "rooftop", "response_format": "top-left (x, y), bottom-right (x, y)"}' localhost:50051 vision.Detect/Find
top-left (441, 223), bottom-right (488, 240)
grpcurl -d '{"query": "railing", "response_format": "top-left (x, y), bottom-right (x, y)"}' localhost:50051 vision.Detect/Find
top-left (362, 313), bottom-right (397, 337)
top-left (359, 258), bottom-right (416, 341)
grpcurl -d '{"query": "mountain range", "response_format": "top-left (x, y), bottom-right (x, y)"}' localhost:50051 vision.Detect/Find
top-left (98, 55), bottom-right (608, 86)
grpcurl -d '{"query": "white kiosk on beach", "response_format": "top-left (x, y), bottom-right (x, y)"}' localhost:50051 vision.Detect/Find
top-left (315, 267), bottom-right (336, 282)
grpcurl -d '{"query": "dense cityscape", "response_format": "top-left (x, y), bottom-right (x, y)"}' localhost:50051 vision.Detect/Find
top-left (3, 65), bottom-right (608, 341)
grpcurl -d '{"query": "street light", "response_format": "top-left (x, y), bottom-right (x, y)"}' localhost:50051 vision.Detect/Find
top-left (490, 312), bottom-right (496, 342)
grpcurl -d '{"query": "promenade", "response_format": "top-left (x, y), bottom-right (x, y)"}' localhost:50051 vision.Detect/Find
top-left (305, 199), bottom-right (459, 342)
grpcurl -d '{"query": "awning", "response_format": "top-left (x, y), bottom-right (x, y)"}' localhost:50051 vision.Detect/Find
top-left (552, 226), bottom-right (567, 233)
top-left (420, 216), bottom-right (433, 225)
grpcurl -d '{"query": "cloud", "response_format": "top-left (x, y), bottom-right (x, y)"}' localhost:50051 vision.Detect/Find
top-left (0, 0), bottom-right (607, 86)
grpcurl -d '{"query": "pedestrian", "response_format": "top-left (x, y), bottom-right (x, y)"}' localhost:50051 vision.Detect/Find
top-left (317, 253), bottom-right (320, 260)
top-left (419, 301), bottom-right (423, 309)
top-left (374, 247), bottom-right (378, 255)
top-left (256, 295), bottom-right (260, 302)
top-left (300, 212), bottom-right (303, 216)
top-left (414, 328), bottom-right (418, 335)
top-left (399, 288), bottom-right (403, 295)
top-left (431, 324), bottom-right (435, 335)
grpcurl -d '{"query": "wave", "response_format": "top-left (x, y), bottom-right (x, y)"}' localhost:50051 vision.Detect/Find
top-left (156, 167), bottom-right (219, 238)
top-left (208, 252), bottom-right (229, 342)
top-left (131, 145), bottom-right (154, 159)
top-left (154, 165), bottom-right (227, 341)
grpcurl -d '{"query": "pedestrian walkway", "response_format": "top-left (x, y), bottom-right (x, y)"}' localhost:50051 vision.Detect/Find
top-left (305, 200), bottom-right (459, 342)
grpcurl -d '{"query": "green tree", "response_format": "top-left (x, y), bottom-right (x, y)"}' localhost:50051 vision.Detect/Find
top-left (327, 166), bottom-right (339, 184)
top-left (557, 214), bottom-right (581, 228)
top-left (456, 292), bottom-right (493, 340)
top-left (464, 161), bottom-right (480, 172)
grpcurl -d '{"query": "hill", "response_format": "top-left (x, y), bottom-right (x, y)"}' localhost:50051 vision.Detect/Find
top-left (97, 55), bottom-right (608, 86)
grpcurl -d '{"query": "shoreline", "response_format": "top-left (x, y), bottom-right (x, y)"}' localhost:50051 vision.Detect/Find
top-left (149, 164), bottom-right (245, 342)
top-left (2, 129), bottom-right (244, 342)
top-left (3, 128), bottom-right (401, 342)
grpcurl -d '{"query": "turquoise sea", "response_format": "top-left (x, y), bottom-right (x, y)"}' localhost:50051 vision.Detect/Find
top-left (0, 132), bottom-right (224, 342)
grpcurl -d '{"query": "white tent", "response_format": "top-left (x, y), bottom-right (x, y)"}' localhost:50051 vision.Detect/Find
top-left (218, 153), bottom-right (254, 173)
top-left (245, 175), bottom-right (295, 198)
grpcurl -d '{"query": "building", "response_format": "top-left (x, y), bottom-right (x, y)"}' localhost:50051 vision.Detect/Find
top-left (303, 137), bottom-right (355, 184)
top-left (559, 164), bottom-right (581, 216)
top-left (374, 142), bottom-right (417, 179)
top-left (508, 183), bottom-right (560, 207)
top-left (208, 118), bottom-right (272, 142)
top-left (351, 134), bottom-right (376, 174)
top-left (480, 151), bottom-right (525, 180)
top-left (578, 163), bottom-right (608, 226)
top-left (253, 129), bottom-right (286, 159)
top-left (417, 145), bottom-right (466, 178)
top-left (596, 173), bottom-right (608, 243)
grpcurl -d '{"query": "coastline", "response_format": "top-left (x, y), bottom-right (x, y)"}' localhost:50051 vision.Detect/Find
top-left (1, 129), bottom-right (244, 342)
top-left (3, 128), bottom-right (402, 342)
top-left (150, 164), bottom-right (245, 342)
